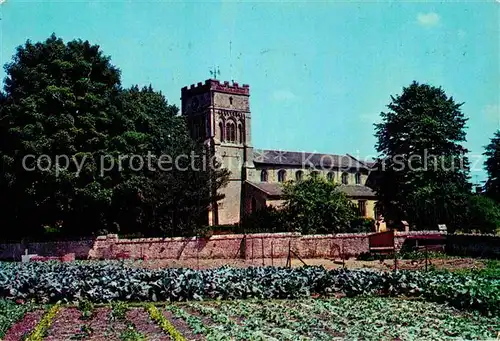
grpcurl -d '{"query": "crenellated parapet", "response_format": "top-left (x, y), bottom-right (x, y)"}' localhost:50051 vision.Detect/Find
top-left (182, 79), bottom-right (250, 97)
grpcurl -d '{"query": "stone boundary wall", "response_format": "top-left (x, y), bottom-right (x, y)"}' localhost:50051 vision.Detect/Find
top-left (0, 239), bottom-right (94, 261)
top-left (87, 234), bottom-right (246, 260)
top-left (86, 231), bottom-right (444, 260)
top-left (243, 232), bottom-right (373, 259)
top-left (86, 232), bottom-right (374, 260)
top-left (3, 231), bottom-right (498, 261)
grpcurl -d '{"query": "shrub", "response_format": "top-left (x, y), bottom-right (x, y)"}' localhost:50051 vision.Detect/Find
top-left (461, 195), bottom-right (500, 234)
top-left (240, 205), bottom-right (290, 234)
top-left (283, 177), bottom-right (357, 234)
top-left (349, 217), bottom-right (375, 233)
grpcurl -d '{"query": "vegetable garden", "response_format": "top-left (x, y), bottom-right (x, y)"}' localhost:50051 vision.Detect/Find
top-left (1, 298), bottom-right (498, 340)
top-left (0, 261), bottom-right (499, 340)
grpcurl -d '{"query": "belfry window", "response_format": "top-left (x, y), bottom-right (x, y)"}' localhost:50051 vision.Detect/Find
top-left (219, 122), bottom-right (224, 142)
top-left (238, 123), bottom-right (244, 144)
top-left (226, 122), bottom-right (236, 143)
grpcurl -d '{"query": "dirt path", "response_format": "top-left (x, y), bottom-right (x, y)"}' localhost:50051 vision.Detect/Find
top-left (131, 257), bottom-right (486, 272)
top-left (126, 308), bottom-right (170, 341)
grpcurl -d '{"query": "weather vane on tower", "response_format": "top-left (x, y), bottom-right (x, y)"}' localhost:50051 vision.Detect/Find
top-left (209, 66), bottom-right (220, 80)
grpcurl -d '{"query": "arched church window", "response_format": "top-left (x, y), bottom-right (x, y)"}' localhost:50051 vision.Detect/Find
top-left (342, 172), bottom-right (349, 185)
top-left (355, 172), bottom-right (362, 185)
top-left (296, 170), bottom-right (303, 181)
top-left (278, 170), bottom-right (286, 182)
top-left (261, 170), bottom-right (268, 182)
top-left (219, 121), bottom-right (224, 142)
top-left (226, 121), bottom-right (236, 143)
top-left (238, 123), bottom-right (244, 144)
top-left (327, 172), bottom-right (335, 182)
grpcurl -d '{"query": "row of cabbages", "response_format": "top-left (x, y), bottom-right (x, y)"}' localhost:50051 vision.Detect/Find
top-left (0, 261), bottom-right (498, 315)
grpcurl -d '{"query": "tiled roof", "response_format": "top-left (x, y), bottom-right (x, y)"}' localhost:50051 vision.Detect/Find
top-left (247, 181), bottom-right (283, 196)
top-left (246, 181), bottom-right (377, 198)
top-left (339, 185), bottom-right (377, 198)
top-left (253, 150), bottom-right (368, 170)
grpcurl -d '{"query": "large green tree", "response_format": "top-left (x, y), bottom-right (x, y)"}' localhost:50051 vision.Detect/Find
top-left (462, 194), bottom-right (500, 234)
top-left (484, 130), bottom-right (500, 203)
top-left (0, 34), bottom-right (121, 237)
top-left (374, 81), bottom-right (471, 231)
top-left (282, 176), bottom-right (357, 234)
top-left (0, 34), bottom-right (229, 239)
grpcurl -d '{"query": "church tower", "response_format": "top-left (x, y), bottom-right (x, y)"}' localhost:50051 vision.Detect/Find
top-left (181, 79), bottom-right (254, 226)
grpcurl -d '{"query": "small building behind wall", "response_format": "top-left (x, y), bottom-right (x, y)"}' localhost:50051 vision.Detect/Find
top-left (244, 181), bottom-right (377, 220)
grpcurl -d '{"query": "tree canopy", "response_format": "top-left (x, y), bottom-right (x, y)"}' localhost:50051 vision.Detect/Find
top-left (0, 34), bottom-right (229, 239)
top-left (282, 176), bottom-right (358, 234)
top-left (374, 81), bottom-right (471, 231)
top-left (462, 194), bottom-right (500, 235)
top-left (484, 130), bottom-right (500, 203)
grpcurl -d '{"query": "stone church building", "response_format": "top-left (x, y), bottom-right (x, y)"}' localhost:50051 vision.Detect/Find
top-left (181, 79), bottom-right (377, 226)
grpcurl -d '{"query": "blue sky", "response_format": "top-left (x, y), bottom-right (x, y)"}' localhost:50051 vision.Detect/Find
top-left (0, 0), bottom-right (498, 183)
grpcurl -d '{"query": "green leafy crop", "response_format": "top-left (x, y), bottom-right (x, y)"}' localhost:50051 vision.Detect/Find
top-left (0, 262), bottom-right (498, 316)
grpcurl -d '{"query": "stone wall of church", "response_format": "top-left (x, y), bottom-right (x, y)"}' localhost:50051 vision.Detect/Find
top-left (350, 199), bottom-right (377, 219)
top-left (243, 183), bottom-right (268, 215)
top-left (215, 144), bottom-right (245, 225)
top-left (366, 200), bottom-right (376, 219)
top-left (213, 92), bottom-right (250, 112)
top-left (218, 180), bottom-right (243, 225)
top-left (266, 199), bottom-right (285, 208)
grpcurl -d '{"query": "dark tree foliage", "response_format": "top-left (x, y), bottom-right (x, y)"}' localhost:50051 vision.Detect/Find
top-left (282, 177), bottom-right (357, 234)
top-left (462, 194), bottom-right (500, 234)
top-left (484, 130), bottom-right (500, 203)
top-left (374, 81), bottom-right (471, 231)
top-left (241, 205), bottom-right (290, 234)
top-left (350, 217), bottom-right (375, 233)
top-left (0, 34), bottom-right (229, 239)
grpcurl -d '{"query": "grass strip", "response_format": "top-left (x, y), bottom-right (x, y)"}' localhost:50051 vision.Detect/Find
top-left (25, 303), bottom-right (60, 341)
top-left (146, 304), bottom-right (187, 341)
